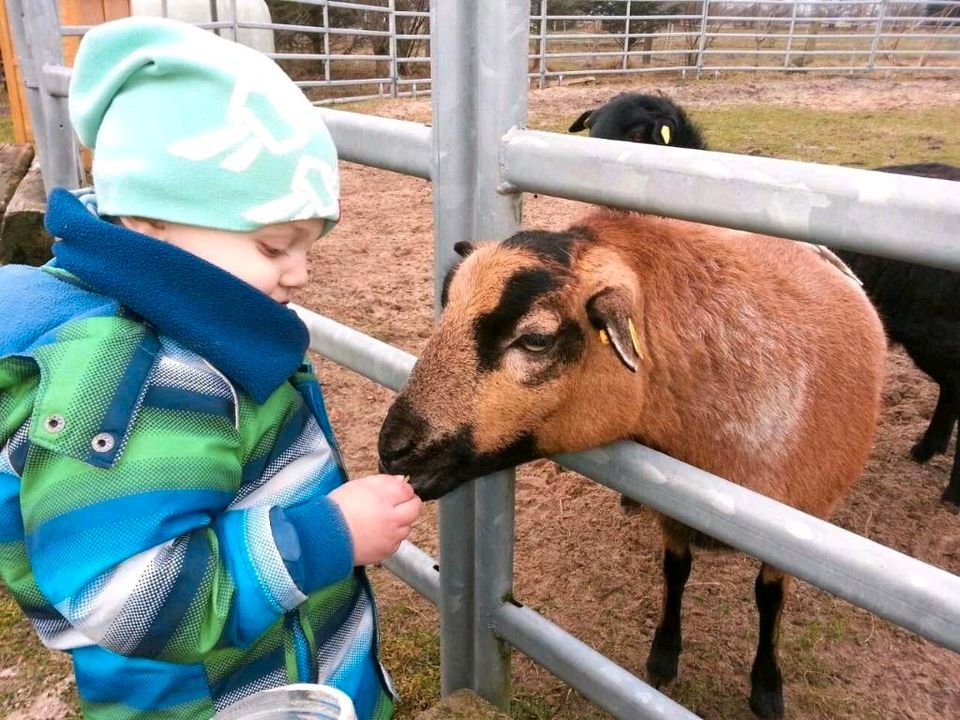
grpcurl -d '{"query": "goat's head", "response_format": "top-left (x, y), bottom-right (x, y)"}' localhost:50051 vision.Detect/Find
top-left (568, 92), bottom-right (706, 150)
top-left (378, 229), bottom-right (648, 500)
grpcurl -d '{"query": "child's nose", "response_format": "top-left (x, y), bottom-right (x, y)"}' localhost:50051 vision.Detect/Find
top-left (282, 257), bottom-right (309, 289)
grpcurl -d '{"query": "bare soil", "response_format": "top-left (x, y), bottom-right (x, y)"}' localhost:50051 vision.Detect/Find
top-left (309, 75), bottom-right (960, 719)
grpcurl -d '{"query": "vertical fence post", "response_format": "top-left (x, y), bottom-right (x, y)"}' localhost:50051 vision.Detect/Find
top-left (622, 0), bottom-right (631, 71)
top-left (783, 0), bottom-right (799, 69)
top-left (867, 0), bottom-right (888, 72)
top-left (695, 0), bottom-right (710, 75)
top-left (228, 0), bottom-right (239, 43)
top-left (388, 0), bottom-right (398, 97)
top-left (430, 0), bottom-right (526, 709)
top-left (538, 0), bottom-right (547, 90)
top-left (5, 0), bottom-right (82, 194)
top-left (323, 1), bottom-right (331, 86)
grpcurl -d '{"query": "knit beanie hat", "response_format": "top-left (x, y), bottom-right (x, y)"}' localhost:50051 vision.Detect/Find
top-left (69, 16), bottom-right (340, 233)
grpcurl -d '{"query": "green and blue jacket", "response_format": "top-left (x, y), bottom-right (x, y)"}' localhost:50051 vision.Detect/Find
top-left (0, 189), bottom-right (394, 719)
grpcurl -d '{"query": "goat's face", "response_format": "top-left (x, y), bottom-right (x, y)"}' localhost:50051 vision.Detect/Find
top-left (568, 93), bottom-right (681, 146)
top-left (378, 230), bottom-right (647, 500)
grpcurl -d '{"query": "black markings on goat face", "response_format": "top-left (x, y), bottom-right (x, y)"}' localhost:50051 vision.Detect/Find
top-left (502, 230), bottom-right (577, 267)
top-left (472, 266), bottom-right (587, 380)
top-left (441, 262), bottom-right (458, 308)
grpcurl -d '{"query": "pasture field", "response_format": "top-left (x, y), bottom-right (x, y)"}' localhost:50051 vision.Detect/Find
top-left (1, 73), bottom-right (958, 719)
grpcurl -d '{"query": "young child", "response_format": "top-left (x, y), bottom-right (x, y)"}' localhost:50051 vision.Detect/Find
top-left (0, 17), bottom-right (420, 720)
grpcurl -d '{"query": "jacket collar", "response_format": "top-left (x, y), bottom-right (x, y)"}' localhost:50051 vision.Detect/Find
top-left (45, 188), bottom-right (309, 404)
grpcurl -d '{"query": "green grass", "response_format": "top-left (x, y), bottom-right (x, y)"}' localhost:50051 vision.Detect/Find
top-left (0, 587), bottom-right (78, 718)
top-left (690, 105), bottom-right (959, 168)
top-left (532, 104), bottom-right (959, 169)
top-left (0, 115), bottom-right (13, 144)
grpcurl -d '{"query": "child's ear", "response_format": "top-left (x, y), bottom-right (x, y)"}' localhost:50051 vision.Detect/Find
top-left (120, 216), bottom-right (167, 240)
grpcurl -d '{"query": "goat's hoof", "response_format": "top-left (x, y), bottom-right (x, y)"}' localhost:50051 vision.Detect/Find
top-left (645, 649), bottom-right (679, 688)
top-left (910, 440), bottom-right (937, 463)
top-left (749, 686), bottom-right (784, 720)
top-left (620, 494), bottom-right (644, 516)
top-left (941, 484), bottom-right (960, 508)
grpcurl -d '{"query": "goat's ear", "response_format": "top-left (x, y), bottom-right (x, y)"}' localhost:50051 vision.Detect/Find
top-left (568, 110), bottom-right (594, 133)
top-left (653, 119), bottom-right (674, 146)
top-left (453, 241), bottom-right (475, 258)
top-left (585, 287), bottom-right (643, 373)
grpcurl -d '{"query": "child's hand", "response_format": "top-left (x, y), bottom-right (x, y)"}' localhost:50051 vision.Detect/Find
top-left (329, 474), bottom-right (422, 566)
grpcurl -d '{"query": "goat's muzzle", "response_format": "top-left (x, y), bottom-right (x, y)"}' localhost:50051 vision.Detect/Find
top-left (378, 396), bottom-right (462, 500)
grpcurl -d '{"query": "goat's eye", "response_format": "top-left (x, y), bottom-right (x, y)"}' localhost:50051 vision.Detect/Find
top-left (515, 333), bottom-right (555, 354)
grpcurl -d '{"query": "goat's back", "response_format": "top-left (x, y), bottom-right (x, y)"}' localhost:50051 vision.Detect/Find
top-left (579, 210), bottom-right (886, 518)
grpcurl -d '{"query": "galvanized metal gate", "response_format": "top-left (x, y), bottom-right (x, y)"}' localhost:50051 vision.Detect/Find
top-left (6, 1), bottom-right (960, 718)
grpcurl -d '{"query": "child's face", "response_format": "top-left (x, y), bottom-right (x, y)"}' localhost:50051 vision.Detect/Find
top-left (122, 217), bottom-right (326, 304)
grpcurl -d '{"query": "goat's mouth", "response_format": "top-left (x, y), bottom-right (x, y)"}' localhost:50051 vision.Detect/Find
top-left (377, 430), bottom-right (540, 502)
top-left (378, 443), bottom-right (482, 501)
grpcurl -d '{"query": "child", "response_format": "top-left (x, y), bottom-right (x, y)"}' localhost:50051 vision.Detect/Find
top-left (0, 17), bottom-right (420, 720)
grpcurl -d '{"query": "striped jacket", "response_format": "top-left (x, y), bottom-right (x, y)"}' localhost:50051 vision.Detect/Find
top-left (0, 190), bottom-right (394, 719)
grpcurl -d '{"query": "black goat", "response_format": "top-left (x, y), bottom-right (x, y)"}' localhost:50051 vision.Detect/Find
top-left (570, 92), bottom-right (960, 506)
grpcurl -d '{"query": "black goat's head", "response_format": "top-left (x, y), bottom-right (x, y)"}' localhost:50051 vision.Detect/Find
top-left (568, 92), bottom-right (707, 150)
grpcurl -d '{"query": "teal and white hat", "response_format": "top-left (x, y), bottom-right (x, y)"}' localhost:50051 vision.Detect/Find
top-left (69, 16), bottom-right (340, 233)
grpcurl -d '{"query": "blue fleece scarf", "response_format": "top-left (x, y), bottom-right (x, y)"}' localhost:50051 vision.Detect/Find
top-left (45, 188), bottom-right (310, 404)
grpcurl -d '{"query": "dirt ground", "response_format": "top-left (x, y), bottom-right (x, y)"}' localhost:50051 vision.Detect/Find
top-left (306, 75), bottom-right (960, 719)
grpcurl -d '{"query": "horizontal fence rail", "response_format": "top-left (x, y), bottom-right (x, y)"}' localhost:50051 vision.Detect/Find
top-left (501, 129), bottom-right (960, 271)
top-left (315, 108), bottom-right (960, 272)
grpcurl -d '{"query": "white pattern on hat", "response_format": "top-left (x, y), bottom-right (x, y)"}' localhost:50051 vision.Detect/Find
top-left (243, 156), bottom-right (339, 225)
top-left (166, 76), bottom-right (312, 172)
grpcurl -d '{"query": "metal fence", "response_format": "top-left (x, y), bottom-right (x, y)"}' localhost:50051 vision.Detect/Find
top-left (30, 1), bottom-right (960, 105)
top-left (6, 0), bottom-right (960, 718)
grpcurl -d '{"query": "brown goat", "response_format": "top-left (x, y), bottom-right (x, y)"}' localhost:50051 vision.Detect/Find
top-left (378, 209), bottom-right (886, 719)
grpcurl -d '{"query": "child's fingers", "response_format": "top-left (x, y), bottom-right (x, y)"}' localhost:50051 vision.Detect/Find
top-left (392, 495), bottom-right (422, 524)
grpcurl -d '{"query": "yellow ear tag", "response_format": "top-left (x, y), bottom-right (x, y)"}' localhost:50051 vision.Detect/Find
top-left (628, 318), bottom-right (644, 360)
top-left (598, 329), bottom-right (610, 346)
top-left (660, 125), bottom-right (671, 145)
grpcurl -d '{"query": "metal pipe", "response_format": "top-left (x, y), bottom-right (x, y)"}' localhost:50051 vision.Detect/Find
top-left (292, 305), bottom-right (414, 392)
top-left (782, 0), bottom-right (798, 68)
top-left (8, 0), bottom-right (82, 193)
top-left (313, 108), bottom-right (432, 180)
top-left (430, 0), bottom-right (478, 700)
top-left (388, 0), bottom-right (399, 98)
top-left (695, 0), bottom-right (711, 73)
top-left (493, 602), bottom-right (702, 720)
top-left (538, 0), bottom-right (548, 89)
top-left (501, 129), bottom-right (960, 271)
top-left (622, 0), bottom-right (631, 71)
top-left (868, 0), bottom-right (889, 71)
top-left (381, 541), bottom-right (439, 606)
top-left (557, 443), bottom-right (960, 653)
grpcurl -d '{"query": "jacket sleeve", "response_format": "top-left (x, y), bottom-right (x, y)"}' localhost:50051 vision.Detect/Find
top-left (17, 383), bottom-right (355, 663)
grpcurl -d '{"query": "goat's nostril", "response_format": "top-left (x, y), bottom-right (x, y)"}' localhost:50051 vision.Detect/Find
top-left (379, 431), bottom-right (416, 463)
top-left (378, 397), bottom-right (427, 469)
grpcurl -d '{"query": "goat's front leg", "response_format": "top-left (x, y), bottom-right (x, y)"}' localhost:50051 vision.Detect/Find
top-left (645, 538), bottom-right (691, 687)
top-left (911, 382), bottom-right (957, 463)
top-left (942, 430), bottom-right (960, 506)
top-left (750, 563), bottom-right (789, 719)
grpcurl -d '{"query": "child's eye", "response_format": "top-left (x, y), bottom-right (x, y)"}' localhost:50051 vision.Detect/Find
top-left (258, 244), bottom-right (286, 258)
